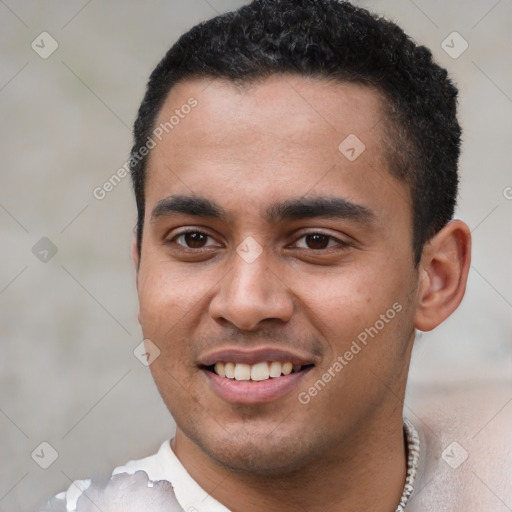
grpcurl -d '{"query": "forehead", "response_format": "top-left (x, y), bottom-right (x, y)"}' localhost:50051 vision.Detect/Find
top-left (153, 75), bottom-right (386, 155)
top-left (145, 75), bottom-right (409, 226)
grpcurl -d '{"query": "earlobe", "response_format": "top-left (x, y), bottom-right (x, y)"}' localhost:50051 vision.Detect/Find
top-left (414, 220), bottom-right (471, 332)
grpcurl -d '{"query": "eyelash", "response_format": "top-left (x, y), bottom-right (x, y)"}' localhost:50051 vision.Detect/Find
top-left (167, 229), bottom-right (350, 251)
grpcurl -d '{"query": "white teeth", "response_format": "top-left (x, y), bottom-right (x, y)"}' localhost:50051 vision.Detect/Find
top-left (224, 362), bottom-right (235, 379)
top-left (251, 362), bottom-right (270, 381)
top-left (214, 362), bottom-right (225, 378)
top-left (213, 361), bottom-right (304, 380)
top-left (269, 361), bottom-right (282, 378)
top-left (234, 363), bottom-right (251, 381)
top-left (282, 362), bottom-right (293, 375)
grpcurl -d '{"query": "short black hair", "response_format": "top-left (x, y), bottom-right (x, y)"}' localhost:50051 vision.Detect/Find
top-left (130, 0), bottom-right (461, 265)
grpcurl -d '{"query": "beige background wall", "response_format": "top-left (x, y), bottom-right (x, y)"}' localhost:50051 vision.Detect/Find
top-left (1, 1), bottom-right (510, 510)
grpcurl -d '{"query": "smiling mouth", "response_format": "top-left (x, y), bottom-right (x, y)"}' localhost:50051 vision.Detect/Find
top-left (203, 361), bottom-right (315, 381)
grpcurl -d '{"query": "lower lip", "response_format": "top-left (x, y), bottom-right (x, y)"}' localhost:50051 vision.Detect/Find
top-left (202, 368), bottom-right (313, 404)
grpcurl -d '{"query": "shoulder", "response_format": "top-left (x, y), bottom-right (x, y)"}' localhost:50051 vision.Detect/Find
top-left (38, 441), bottom-right (183, 512)
top-left (112, 440), bottom-right (172, 480)
top-left (38, 479), bottom-right (91, 512)
top-left (407, 381), bottom-right (512, 511)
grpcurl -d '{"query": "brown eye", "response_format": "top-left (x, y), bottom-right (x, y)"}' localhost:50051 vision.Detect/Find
top-left (173, 231), bottom-right (215, 249)
top-left (305, 234), bottom-right (330, 249)
top-left (184, 232), bottom-right (207, 248)
top-left (293, 232), bottom-right (349, 251)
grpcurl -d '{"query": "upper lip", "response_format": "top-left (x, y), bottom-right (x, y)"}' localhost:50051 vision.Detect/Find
top-left (198, 347), bottom-right (317, 367)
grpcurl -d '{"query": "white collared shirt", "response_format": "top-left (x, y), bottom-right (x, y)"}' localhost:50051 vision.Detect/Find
top-left (112, 439), bottom-right (230, 512)
top-left (42, 439), bottom-right (230, 512)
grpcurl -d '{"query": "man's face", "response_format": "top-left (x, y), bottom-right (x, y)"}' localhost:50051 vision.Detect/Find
top-left (135, 75), bottom-right (420, 474)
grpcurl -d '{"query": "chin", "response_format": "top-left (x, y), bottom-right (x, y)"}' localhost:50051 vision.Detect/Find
top-left (185, 422), bottom-right (320, 476)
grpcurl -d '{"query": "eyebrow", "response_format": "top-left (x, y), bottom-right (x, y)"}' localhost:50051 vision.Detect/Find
top-left (266, 196), bottom-right (375, 224)
top-left (151, 194), bottom-right (375, 224)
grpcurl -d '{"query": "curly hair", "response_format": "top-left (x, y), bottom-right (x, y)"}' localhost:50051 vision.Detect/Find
top-left (130, 0), bottom-right (461, 265)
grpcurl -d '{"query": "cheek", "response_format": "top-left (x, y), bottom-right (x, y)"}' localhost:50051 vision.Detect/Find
top-left (137, 263), bottom-right (205, 326)
top-left (299, 267), bottom-right (378, 328)
top-left (299, 261), bottom-right (412, 354)
top-left (136, 268), bottom-right (195, 364)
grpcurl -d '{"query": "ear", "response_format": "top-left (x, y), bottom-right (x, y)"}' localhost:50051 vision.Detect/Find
top-left (414, 220), bottom-right (471, 332)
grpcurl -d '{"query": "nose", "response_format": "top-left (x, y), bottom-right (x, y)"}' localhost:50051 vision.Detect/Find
top-left (209, 247), bottom-right (294, 331)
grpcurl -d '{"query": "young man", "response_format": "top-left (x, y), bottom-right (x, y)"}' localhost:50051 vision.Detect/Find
top-left (41, 1), bottom-right (509, 510)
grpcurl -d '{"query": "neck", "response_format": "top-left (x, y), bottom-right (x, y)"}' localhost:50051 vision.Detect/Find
top-left (173, 411), bottom-right (408, 512)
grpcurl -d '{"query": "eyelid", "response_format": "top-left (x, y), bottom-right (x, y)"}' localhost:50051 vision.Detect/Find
top-left (167, 228), bottom-right (223, 248)
top-left (290, 230), bottom-right (351, 250)
top-left (166, 228), bottom-right (351, 251)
